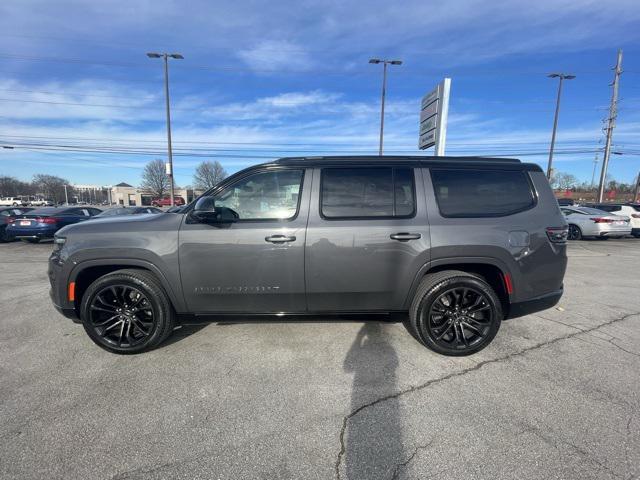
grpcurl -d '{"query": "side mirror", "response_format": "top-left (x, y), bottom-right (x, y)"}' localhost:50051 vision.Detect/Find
top-left (191, 197), bottom-right (238, 223)
top-left (191, 196), bottom-right (219, 223)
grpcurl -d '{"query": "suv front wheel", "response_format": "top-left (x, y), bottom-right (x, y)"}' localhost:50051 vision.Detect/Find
top-left (80, 269), bottom-right (176, 354)
top-left (407, 270), bottom-right (502, 356)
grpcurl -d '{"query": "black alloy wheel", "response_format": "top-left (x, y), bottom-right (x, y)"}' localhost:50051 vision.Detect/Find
top-left (407, 270), bottom-right (502, 356)
top-left (80, 269), bottom-right (176, 354)
top-left (88, 285), bottom-right (156, 349)
top-left (424, 286), bottom-right (493, 352)
top-left (567, 224), bottom-right (582, 241)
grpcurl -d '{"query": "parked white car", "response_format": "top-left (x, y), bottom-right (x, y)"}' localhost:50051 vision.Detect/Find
top-left (585, 203), bottom-right (640, 238)
top-left (561, 206), bottom-right (632, 240)
top-left (29, 199), bottom-right (55, 207)
top-left (0, 197), bottom-right (27, 207)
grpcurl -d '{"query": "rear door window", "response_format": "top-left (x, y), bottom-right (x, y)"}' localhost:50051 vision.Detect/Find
top-left (430, 168), bottom-right (535, 217)
top-left (320, 167), bottom-right (415, 219)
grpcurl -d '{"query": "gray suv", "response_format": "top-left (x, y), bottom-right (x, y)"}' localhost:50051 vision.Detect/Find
top-left (49, 156), bottom-right (568, 355)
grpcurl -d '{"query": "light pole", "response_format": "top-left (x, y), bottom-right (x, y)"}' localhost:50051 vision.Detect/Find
top-left (546, 73), bottom-right (575, 179)
top-left (147, 52), bottom-right (183, 207)
top-left (369, 58), bottom-right (402, 155)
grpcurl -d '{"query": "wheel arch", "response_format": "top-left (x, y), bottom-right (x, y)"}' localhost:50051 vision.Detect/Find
top-left (404, 258), bottom-right (511, 316)
top-left (70, 259), bottom-right (185, 315)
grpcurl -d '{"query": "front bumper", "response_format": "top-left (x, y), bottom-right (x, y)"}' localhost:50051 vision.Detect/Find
top-left (508, 287), bottom-right (563, 319)
top-left (48, 253), bottom-right (81, 322)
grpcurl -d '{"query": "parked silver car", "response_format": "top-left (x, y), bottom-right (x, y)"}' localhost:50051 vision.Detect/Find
top-left (561, 206), bottom-right (631, 240)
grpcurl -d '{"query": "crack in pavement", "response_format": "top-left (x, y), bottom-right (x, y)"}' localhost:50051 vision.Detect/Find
top-left (390, 441), bottom-right (433, 480)
top-left (333, 311), bottom-right (640, 480)
top-left (535, 314), bottom-right (640, 359)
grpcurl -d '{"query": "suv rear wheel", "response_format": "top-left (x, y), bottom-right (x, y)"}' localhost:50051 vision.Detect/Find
top-left (80, 269), bottom-right (176, 354)
top-left (407, 270), bottom-right (502, 356)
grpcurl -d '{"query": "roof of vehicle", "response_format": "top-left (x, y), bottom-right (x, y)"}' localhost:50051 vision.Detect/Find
top-left (586, 202), bottom-right (637, 207)
top-left (252, 155), bottom-right (541, 171)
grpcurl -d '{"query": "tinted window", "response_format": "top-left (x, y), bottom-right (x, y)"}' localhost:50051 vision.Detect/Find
top-left (213, 169), bottom-right (303, 220)
top-left (431, 169), bottom-right (535, 217)
top-left (321, 167), bottom-right (415, 218)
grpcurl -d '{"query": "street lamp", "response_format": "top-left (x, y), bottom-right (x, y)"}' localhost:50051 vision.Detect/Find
top-left (369, 58), bottom-right (402, 155)
top-left (147, 52), bottom-right (184, 207)
top-left (546, 73), bottom-right (575, 179)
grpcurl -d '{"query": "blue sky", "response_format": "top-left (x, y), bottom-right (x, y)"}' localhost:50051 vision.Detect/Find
top-left (0, 0), bottom-right (639, 187)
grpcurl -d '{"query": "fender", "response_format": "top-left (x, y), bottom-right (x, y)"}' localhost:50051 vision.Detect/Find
top-left (69, 258), bottom-right (187, 313)
top-left (402, 256), bottom-right (513, 310)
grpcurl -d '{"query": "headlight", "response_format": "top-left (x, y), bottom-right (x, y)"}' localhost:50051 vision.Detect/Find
top-left (53, 236), bottom-right (66, 251)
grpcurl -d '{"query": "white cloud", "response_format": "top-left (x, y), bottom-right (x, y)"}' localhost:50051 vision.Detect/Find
top-left (237, 40), bottom-right (313, 72)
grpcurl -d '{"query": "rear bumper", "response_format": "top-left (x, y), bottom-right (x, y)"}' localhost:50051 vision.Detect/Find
top-left (508, 287), bottom-right (563, 319)
top-left (7, 226), bottom-right (57, 239)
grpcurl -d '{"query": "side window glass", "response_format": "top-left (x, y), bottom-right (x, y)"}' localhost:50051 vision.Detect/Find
top-left (431, 168), bottom-right (535, 217)
top-left (213, 169), bottom-right (303, 220)
top-left (321, 167), bottom-right (415, 218)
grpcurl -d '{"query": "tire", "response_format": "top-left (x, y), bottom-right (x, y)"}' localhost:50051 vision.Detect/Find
top-left (407, 270), bottom-right (502, 356)
top-left (0, 228), bottom-right (11, 243)
top-left (80, 269), bottom-right (176, 354)
top-left (567, 224), bottom-right (582, 241)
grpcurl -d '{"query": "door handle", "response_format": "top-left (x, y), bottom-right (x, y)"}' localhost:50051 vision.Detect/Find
top-left (265, 235), bottom-right (297, 243)
top-left (390, 232), bottom-right (422, 241)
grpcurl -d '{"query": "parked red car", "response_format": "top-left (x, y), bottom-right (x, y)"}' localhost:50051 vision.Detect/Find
top-left (151, 196), bottom-right (185, 207)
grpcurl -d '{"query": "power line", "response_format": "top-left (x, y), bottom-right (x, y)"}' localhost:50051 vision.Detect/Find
top-left (0, 52), bottom-right (622, 77)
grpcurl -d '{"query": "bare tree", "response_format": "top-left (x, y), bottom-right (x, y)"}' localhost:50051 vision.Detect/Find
top-left (550, 171), bottom-right (578, 190)
top-left (193, 160), bottom-right (227, 190)
top-left (0, 176), bottom-right (32, 197)
top-left (140, 159), bottom-right (170, 198)
top-left (32, 174), bottom-right (70, 203)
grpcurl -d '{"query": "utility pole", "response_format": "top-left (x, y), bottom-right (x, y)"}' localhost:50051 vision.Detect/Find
top-left (64, 185), bottom-right (68, 205)
top-left (147, 52), bottom-right (183, 206)
top-left (546, 73), bottom-right (575, 178)
top-left (597, 49), bottom-right (623, 203)
top-left (369, 58), bottom-right (402, 155)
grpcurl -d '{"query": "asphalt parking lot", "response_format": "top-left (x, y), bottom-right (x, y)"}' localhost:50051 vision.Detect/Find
top-left (1, 239), bottom-right (639, 480)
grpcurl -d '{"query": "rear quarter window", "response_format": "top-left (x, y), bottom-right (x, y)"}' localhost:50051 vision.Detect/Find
top-left (430, 168), bottom-right (536, 217)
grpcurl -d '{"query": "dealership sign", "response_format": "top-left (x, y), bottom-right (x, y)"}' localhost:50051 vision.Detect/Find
top-left (418, 78), bottom-right (451, 155)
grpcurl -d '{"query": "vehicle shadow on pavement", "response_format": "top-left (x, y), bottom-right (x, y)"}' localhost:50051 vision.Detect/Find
top-left (159, 323), bottom-right (209, 348)
top-left (342, 322), bottom-right (404, 480)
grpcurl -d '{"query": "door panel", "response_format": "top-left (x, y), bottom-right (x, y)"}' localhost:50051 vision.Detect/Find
top-left (179, 168), bottom-right (310, 313)
top-left (305, 167), bottom-right (430, 312)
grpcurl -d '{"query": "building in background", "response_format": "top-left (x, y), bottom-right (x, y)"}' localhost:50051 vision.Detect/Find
top-left (109, 183), bottom-right (202, 206)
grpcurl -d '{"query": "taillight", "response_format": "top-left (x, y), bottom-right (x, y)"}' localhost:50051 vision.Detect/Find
top-left (546, 226), bottom-right (568, 243)
top-left (4, 216), bottom-right (14, 224)
top-left (590, 217), bottom-right (613, 223)
top-left (632, 214), bottom-right (640, 219)
top-left (37, 217), bottom-right (58, 224)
